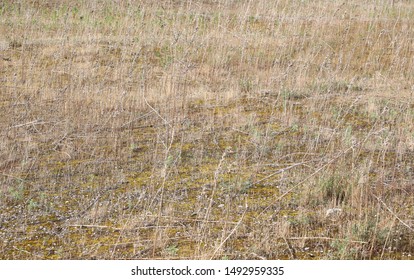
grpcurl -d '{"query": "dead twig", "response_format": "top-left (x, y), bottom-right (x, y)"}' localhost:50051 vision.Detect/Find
top-left (372, 194), bottom-right (414, 233)
top-left (68, 224), bottom-right (122, 231)
top-left (283, 236), bottom-right (297, 259)
top-left (288, 236), bottom-right (368, 244)
top-left (253, 161), bottom-right (310, 185)
top-left (210, 209), bottom-right (246, 260)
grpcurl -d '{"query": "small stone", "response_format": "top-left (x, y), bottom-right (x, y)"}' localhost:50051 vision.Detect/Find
top-left (325, 208), bottom-right (342, 218)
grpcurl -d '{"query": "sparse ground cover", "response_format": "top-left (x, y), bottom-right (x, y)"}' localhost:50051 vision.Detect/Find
top-left (0, 0), bottom-right (413, 259)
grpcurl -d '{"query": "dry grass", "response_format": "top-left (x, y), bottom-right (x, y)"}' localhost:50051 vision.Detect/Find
top-left (0, 0), bottom-right (413, 259)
